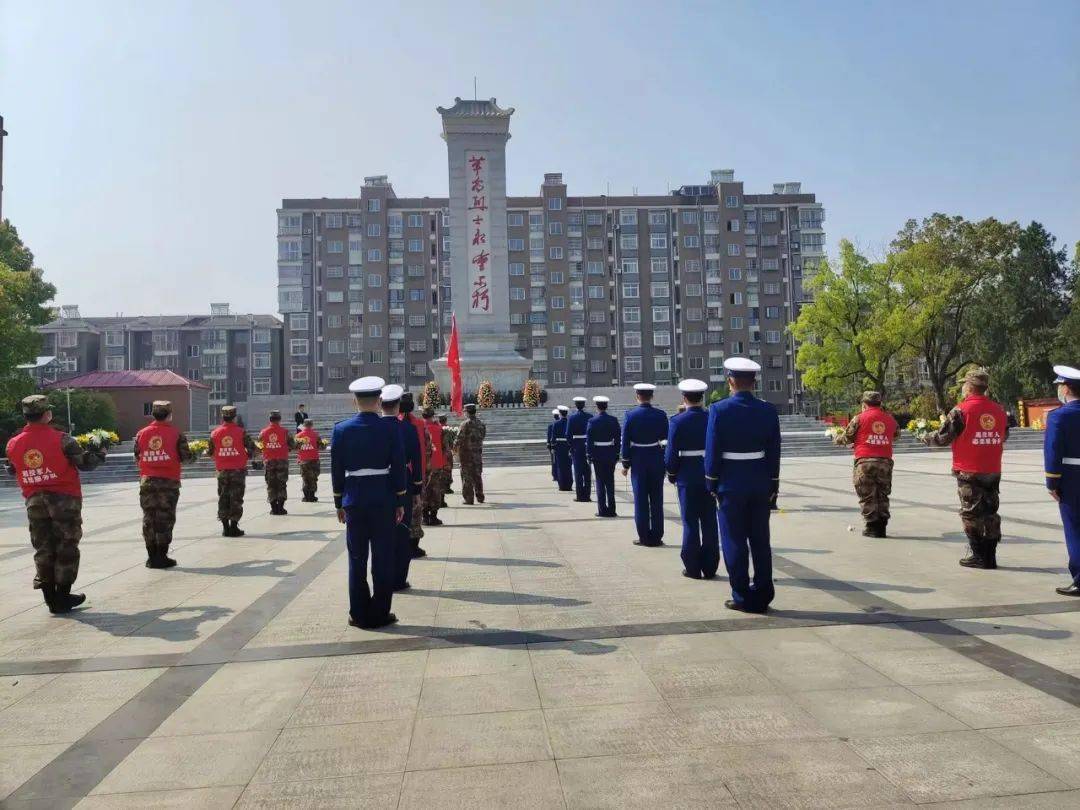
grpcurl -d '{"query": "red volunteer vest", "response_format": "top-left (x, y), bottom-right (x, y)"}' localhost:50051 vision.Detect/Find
top-left (211, 422), bottom-right (249, 470)
top-left (295, 428), bottom-right (321, 462)
top-left (259, 424), bottom-right (290, 461)
top-left (853, 407), bottom-right (897, 460)
top-left (952, 395), bottom-right (1006, 474)
top-left (135, 421), bottom-right (182, 480)
top-left (426, 421), bottom-right (446, 468)
top-left (5, 423), bottom-right (82, 499)
top-left (407, 414), bottom-right (427, 476)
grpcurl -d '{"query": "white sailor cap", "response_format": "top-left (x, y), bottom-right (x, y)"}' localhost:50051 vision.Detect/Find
top-left (380, 384), bottom-right (403, 402)
top-left (557, 405), bottom-right (570, 413)
top-left (723, 357), bottom-right (761, 375)
top-left (552, 409), bottom-right (561, 416)
top-left (678, 379), bottom-right (708, 394)
top-left (593, 396), bottom-right (609, 404)
top-left (572, 396), bottom-right (587, 403)
top-left (634, 383), bottom-right (656, 392)
top-left (1053, 365), bottom-right (1080, 384)
top-left (349, 376), bottom-right (386, 395)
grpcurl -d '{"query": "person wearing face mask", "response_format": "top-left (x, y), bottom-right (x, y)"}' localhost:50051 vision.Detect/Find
top-left (1045, 365), bottom-right (1080, 597)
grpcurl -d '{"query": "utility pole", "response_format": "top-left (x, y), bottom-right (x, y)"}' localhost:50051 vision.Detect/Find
top-left (0, 115), bottom-right (7, 222)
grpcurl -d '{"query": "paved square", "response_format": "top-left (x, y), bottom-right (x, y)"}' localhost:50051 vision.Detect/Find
top-left (2, 448), bottom-right (1080, 807)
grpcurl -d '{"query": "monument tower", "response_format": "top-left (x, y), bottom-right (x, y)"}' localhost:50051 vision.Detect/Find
top-left (429, 98), bottom-right (532, 393)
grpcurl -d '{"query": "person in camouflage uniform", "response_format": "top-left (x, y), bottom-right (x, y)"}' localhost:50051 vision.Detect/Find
top-left (834, 391), bottom-right (901, 537)
top-left (134, 400), bottom-right (194, 568)
top-left (209, 405), bottom-right (257, 536)
top-left (456, 402), bottom-right (487, 505)
top-left (924, 368), bottom-right (1009, 569)
top-left (260, 410), bottom-right (296, 515)
top-left (400, 393), bottom-right (430, 556)
top-left (4, 395), bottom-right (105, 613)
top-left (421, 407), bottom-right (448, 525)
top-left (295, 418), bottom-right (322, 501)
top-left (438, 413), bottom-right (455, 501)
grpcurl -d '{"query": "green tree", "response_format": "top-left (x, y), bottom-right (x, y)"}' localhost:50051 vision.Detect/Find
top-left (889, 214), bottom-right (1018, 412)
top-left (0, 221), bottom-right (57, 406)
top-left (44, 389), bottom-right (118, 435)
top-left (790, 240), bottom-right (910, 400)
top-left (967, 223), bottom-right (1071, 406)
top-left (1054, 242), bottom-right (1080, 362)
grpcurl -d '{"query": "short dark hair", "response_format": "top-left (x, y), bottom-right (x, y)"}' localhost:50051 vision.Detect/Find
top-left (967, 382), bottom-right (988, 395)
top-left (684, 392), bottom-right (704, 405)
top-left (24, 412), bottom-right (45, 423)
top-left (1066, 381), bottom-right (1080, 397)
top-left (637, 390), bottom-right (654, 401)
top-left (222, 414), bottom-right (236, 422)
top-left (354, 393), bottom-right (380, 404)
top-left (596, 402), bottom-right (608, 410)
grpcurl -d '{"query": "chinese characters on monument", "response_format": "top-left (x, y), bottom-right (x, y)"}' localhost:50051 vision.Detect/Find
top-left (466, 151), bottom-right (491, 314)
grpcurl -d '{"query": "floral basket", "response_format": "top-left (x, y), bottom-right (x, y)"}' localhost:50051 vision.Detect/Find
top-left (824, 425), bottom-right (844, 440)
top-left (476, 380), bottom-right (496, 409)
top-left (421, 380), bottom-right (443, 409)
top-left (522, 379), bottom-right (542, 408)
top-left (74, 429), bottom-right (119, 451)
top-left (906, 418), bottom-right (941, 441)
top-left (188, 439), bottom-right (210, 457)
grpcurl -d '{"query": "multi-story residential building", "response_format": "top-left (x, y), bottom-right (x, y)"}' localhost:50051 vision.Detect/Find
top-left (36, 303), bottom-right (285, 423)
top-left (278, 170), bottom-right (824, 412)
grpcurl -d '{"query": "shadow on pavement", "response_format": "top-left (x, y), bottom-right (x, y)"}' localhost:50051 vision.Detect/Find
top-left (67, 605), bottom-right (234, 640)
top-left (441, 556), bottom-right (563, 568)
top-left (407, 587), bottom-right (590, 608)
top-left (180, 559), bottom-right (294, 578)
top-left (780, 577), bottom-right (935, 595)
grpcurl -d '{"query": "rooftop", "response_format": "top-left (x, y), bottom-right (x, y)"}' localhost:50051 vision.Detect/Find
top-left (43, 369), bottom-right (210, 390)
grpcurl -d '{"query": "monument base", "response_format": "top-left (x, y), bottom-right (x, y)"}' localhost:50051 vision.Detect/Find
top-left (429, 333), bottom-right (532, 395)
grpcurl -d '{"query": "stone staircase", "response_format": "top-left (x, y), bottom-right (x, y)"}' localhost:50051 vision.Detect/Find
top-left (2, 402), bottom-right (1047, 488)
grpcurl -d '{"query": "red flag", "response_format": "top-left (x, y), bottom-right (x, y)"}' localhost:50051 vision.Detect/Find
top-left (447, 312), bottom-right (463, 416)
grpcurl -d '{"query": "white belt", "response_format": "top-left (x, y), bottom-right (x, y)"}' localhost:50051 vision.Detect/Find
top-left (345, 467), bottom-right (389, 477)
top-left (593, 441), bottom-right (614, 446)
top-left (722, 451), bottom-right (765, 460)
top-left (630, 441), bottom-right (660, 448)
top-left (572, 436), bottom-right (586, 440)
top-left (554, 438), bottom-right (568, 442)
top-left (679, 450), bottom-right (705, 457)
top-left (1064, 457), bottom-right (1080, 465)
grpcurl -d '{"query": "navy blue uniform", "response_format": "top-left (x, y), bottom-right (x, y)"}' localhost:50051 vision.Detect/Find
top-left (705, 392), bottom-right (781, 611)
top-left (586, 410), bottom-right (621, 517)
top-left (565, 408), bottom-right (593, 501)
top-left (665, 406), bottom-right (719, 578)
top-left (553, 417), bottom-right (573, 491)
top-left (331, 412), bottom-right (407, 625)
top-left (389, 415), bottom-right (422, 590)
top-left (1045, 399), bottom-right (1080, 588)
top-left (546, 419), bottom-right (559, 482)
top-left (621, 403), bottom-right (669, 545)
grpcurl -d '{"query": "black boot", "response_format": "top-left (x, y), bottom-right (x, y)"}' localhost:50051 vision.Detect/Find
top-left (428, 513), bottom-right (444, 526)
top-left (959, 539), bottom-right (991, 569)
top-left (231, 520), bottom-right (245, 537)
top-left (278, 501), bottom-right (288, 515)
top-left (221, 519), bottom-right (232, 537)
top-left (877, 520), bottom-right (888, 538)
top-left (51, 584), bottom-right (86, 614)
top-left (40, 584), bottom-right (56, 611)
top-left (983, 540), bottom-right (998, 569)
top-left (862, 523), bottom-right (877, 537)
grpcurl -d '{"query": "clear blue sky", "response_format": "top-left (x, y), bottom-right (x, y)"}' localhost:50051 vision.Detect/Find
top-left (2, 0), bottom-right (1077, 315)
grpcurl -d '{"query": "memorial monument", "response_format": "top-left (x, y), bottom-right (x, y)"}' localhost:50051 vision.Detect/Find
top-left (429, 98), bottom-right (532, 393)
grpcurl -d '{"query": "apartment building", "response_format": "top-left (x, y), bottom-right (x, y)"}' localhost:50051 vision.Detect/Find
top-left (36, 304), bottom-right (285, 422)
top-left (278, 170), bottom-right (824, 412)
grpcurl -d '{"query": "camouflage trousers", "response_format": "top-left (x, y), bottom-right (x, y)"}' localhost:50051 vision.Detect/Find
top-left (423, 468), bottom-right (450, 514)
top-left (409, 491), bottom-right (425, 541)
top-left (955, 471), bottom-right (1002, 546)
top-left (264, 459), bottom-right (289, 503)
top-left (140, 477), bottom-right (181, 554)
top-left (853, 458), bottom-right (893, 525)
top-left (299, 460), bottom-right (320, 498)
top-left (217, 469), bottom-right (247, 522)
top-left (25, 492), bottom-right (82, 589)
top-left (460, 455), bottom-right (484, 504)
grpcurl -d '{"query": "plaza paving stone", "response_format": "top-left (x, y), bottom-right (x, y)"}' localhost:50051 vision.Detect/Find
top-left (0, 448), bottom-right (1079, 807)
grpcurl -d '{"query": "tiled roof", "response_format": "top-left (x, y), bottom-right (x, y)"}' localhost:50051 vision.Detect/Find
top-left (43, 369), bottom-right (210, 390)
top-left (437, 98), bottom-right (514, 118)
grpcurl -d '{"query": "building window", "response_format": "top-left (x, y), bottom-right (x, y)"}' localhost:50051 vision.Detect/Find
top-left (688, 356), bottom-right (704, 370)
top-left (686, 331), bottom-right (704, 345)
top-left (683, 235), bottom-right (699, 248)
top-left (186, 344), bottom-right (200, 358)
top-left (728, 268), bottom-right (743, 281)
top-left (650, 258), bottom-right (668, 274)
top-left (406, 238), bottom-right (422, 252)
top-left (326, 240), bottom-right (343, 254)
top-left (278, 240), bottom-right (301, 261)
top-left (327, 266), bottom-right (345, 279)
top-left (765, 282), bottom-right (781, 295)
top-left (622, 306), bottom-right (640, 323)
top-left (589, 310), bottom-right (607, 324)
top-left (508, 212), bottom-right (524, 226)
top-left (622, 282), bottom-right (639, 299)
top-left (327, 339), bottom-right (345, 355)
top-left (727, 244), bottom-right (741, 256)
top-left (654, 357), bottom-right (672, 373)
top-left (730, 292), bottom-right (744, 305)
top-left (368, 324), bottom-right (382, 338)
top-left (587, 285), bottom-right (605, 299)
top-left (408, 315), bottom-right (426, 327)
top-left (765, 330), bottom-right (782, 344)
top-left (590, 359), bottom-right (607, 373)
top-left (367, 199), bottom-right (381, 213)
top-left (253, 352), bottom-right (271, 369)
top-left (508, 238), bottom-right (525, 251)
top-left (762, 209), bottom-right (778, 223)
top-left (730, 316), bottom-right (745, 329)
top-left (652, 306), bottom-right (670, 323)
top-left (682, 210), bottom-right (699, 225)
top-left (369, 350), bottom-right (385, 364)
top-left (623, 331), bottom-right (642, 348)
top-left (765, 306), bottom-right (780, 319)
top-left (621, 259), bottom-right (638, 275)
top-left (587, 261), bottom-right (604, 275)
top-left (550, 296), bottom-right (565, 309)
top-left (551, 321), bottom-right (566, 334)
top-left (290, 339), bottom-right (309, 356)
top-left (684, 259), bottom-right (701, 273)
top-left (104, 355), bottom-right (124, 371)
top-left (549, 246), bottom-right (564, 260)
top-left (551, 346), bottom-right (567, 359)
top-left (685, 283), bottom-right (703, 297)
top-left (510, 287), bottom-right (526, 301)
top-left (550, 271), bottom-right (564, 285)
top-left (548, 198), bottom-right (563, 210)
top-left (252, 379), bottom-right (271, 395)
top-left (509, 262), bottom-right (526, 277)
top-left (650, 282), bottom-right (670, 298)
top-left (589, 335), bottom-right (608, 348)
top-left (686, 307), bottom-right (703, 322)
top-left (649, 234), bottom-right (667, 250)
top-left (725, 195), bottom-right (739, 208)
top-left (58, 331), bottom-right (80, 348)
top-left (290, 365), bottom-right (309, 381)
top-left (104, 330), bottom-right (124, 347)
top-left (368, 299), bottom-right (384, 313)
top-left (548, 222), bottom-right (562, 236)
top-left (552, 370), bottom-right (568, 383)
top-left (619, 209), bottom-right (637, 226)
top-left (653, 331), bottom-right (671, 347)
top-left (624, 357), bottom-right (642, 373)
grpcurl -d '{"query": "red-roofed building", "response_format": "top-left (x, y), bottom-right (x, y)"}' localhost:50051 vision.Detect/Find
top-left (45, 370), bottom-right (210, 438)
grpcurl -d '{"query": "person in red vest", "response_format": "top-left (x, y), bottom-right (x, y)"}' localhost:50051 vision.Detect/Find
top-left (259, 409), bottom-right (296, 515)
top-left (924, 368), bottom-right (1009, 569)
top-left (295, 418), bottom-right (323, 502)
top-left (400, 392), bottom-right (430, 558)
top-left (834, 391), bottom-right (901, 537)
top-left (209, 405), bottom-right (257, 537)
top-left (134, 400), bottom-right (195, 568)
top-left (4, 395), bottom-right (106, 613)
top-left (421, 406), bottom-right (447, 526)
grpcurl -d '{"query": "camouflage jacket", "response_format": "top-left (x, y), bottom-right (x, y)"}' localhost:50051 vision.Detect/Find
top-left (4, 430), bottom-right (105, 478)
top-left (455, 417), bottom-right (487, 455)
top-left (924, 406), bottom-right (1010, 447)
top-left (834, 413), bottom-right (901, 446)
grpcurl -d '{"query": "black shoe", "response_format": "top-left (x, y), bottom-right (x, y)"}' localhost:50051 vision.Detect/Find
top-left (429, 516), bottom-right (444, 526)
top-left (51, 585), bottom-right (86, 614)
top-left (362, 613), bottom-right (398, 630)
top-left (876, 522), bottom-right (888, 538)
top-left (221, 520), bottom-right (232, 537)
top-left (633, 539), bottom-right (648, 546)
top-left (1055, 583), bottom-right (1080, 596)
top-left (231, 521), bottom-right (245, 537)
top-left (862, 526), bottom-right (877, 537)
top-left (477, 495), bottom-right (485, 503)
top-left (440, 500), bottom-right (448, 508)
top-left (702, 572), bottom-right (717, 580)
top-left (959, 554), bottom-right (993, 569)
top-left (446, 488), bottom-right (454, 494)
top-left (40, 584), bottom-right (56, 611)
top-left (411, 547), bottom-right (427, 559)
top-left (145, 555), bottom-right (174, 569)
top-left (725, 599), bottom-right (767, 614)
top-left (463, 500), bottom-right (475, 505)
top-left (394, 581), bottom-right (411, 591)
top-left (682, 569), bottom-right (702, 580)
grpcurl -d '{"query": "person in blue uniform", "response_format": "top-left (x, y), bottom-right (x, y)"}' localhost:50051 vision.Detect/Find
top-left (665, 379), bottom-right (719, 579)
top-left (705, 358), bottom-right (781, 613)
top-left (621, 383), bottom-right (669, 546)
top-left (586, 395), bottom-right (620, 517)
top-left (553, 405), bottom-right (573, 492)
top-left (547, 409), bottom-right (561, 483)
top-left (565, 396), bottom-right (593, 502)
top-left (332, 376), bottom-right (407, 629)
top-left (1046, 364), bottom-right (1080, 597)
top-left (380, 384), bottom-right (422, 593)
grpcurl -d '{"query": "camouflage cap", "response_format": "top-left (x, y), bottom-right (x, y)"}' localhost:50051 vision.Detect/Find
top-left (221, 405), bottom-right (238, 417)
top-left (20, 395), bottom-right (50, 416)
top-left (962, 368), bottom-right (990, 387)
top-left (438, 414), bottom-right (447, 423)
top-left (151, 400), bottom-right (172, 417)
top-left (861, 391), bottom-right (882, 405)
top-left (464, 403), bottom-right (477, 412)
top-left (303, 418), bottom-right (313, 427)
top-left (268, 409), bottom-right (282, 420)
top-left (422, 406), bottom-right (435, 418)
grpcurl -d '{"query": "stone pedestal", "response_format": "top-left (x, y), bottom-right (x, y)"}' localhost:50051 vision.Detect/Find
top-left (429, 97), bottom-right (531, 393)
